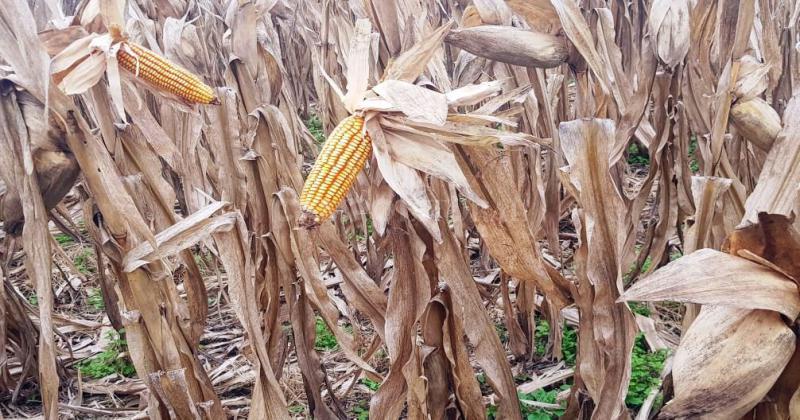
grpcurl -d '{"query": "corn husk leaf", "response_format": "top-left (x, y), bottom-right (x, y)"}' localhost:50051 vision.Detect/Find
top-left (445, 26), bottom-right (569, 69)
top-left (380, 126), bottom-right (488, 207)
top-left (648, 0), bottom-right (690, 68)
top-left (343, 19), bottom-right (373, 112)
top-left (372, 80), bottom-right (448, 125)
top-left (729, 97), bottom-right (781, 151)
top-left (734, 55), bottom-right (771, 101)
top-left (383, 21), bottom-right (453, 83)
top-left (367, 117), bottom-right (441, 242)
top-left (619, 248), bottom-right (800, 319)
top-left (661, 306), bottom-right (796, 419)
top-left (742, 94), bottom-right (800, 223)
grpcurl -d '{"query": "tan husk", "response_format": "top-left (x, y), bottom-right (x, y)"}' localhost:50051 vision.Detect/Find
top-left (730, 97), bottom-right (781, 151)
top-left (445, 25), bottom-right (569, 68)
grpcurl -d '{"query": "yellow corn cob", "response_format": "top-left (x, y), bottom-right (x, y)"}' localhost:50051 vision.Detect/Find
top-left (117, 42), bottom-right (219, 105)
top-left (299, 115), bottom-right (371, 228)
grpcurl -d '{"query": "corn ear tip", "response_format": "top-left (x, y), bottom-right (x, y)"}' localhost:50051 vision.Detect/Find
top-left (209, 96), bottom-right (221, 105)
top-left (298, 209), bottom-right (321, 229)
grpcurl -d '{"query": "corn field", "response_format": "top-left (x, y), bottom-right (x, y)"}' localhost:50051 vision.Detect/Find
top-left (0, 0), bottom-right (799, 418)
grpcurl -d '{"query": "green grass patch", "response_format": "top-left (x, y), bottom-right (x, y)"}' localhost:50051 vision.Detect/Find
top-left (314, 316), bottom-right (338, 351)
top-left (288, 404), bottom-right (305, 415)
top-left (351, 401), bottom-right (369, 420)
top-left (28, 294), bottom-right (38, 306)
top-left (629, 302), bottom-right (651, 317)
top-left (78, 330), bottom-right (136, 379)
top-left (495, 322), bottom-right (509, 344)
top-left (54, 233), bottom-right (74, 245)
top-left (74, 248), bottom-right (95, 275)
top-left (87, 288), bottom-right (104, 311)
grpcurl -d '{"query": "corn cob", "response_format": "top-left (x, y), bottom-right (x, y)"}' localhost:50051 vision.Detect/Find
top-left (299, 115), bottom-right (371, 228)
top-left (117, 42), bottom-right (219, 105)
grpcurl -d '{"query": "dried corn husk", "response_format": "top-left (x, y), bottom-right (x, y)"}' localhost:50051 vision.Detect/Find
top-left (730, 98), bottom-right (781, 151)
top-left (648, 0), bottom-right (690, 68)
top-left (445, 25), bottom-right (569, 68)
top-left (661, 307), bottom-right (796, 419)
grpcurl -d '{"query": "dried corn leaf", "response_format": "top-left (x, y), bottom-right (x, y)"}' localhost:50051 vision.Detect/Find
top-left (122, 202), bottom-right (236, 272)
top-left (559, 119), bottom-right (636, 419)
top-left (369, 217), bottom-right (431, 418)
top-left (724, 212), bottom-right (800, 283)
top-left (383, 21), bottom-right (453, 83)
top-left (620, 249), bottom-right (800, 319)
top-left (373, 80), bottom-right (448, 125)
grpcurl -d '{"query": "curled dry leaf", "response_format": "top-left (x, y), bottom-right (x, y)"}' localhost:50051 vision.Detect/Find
top-left (734, 55), bottom-right (771, 101)
top-left (619, 248), bottom-right (800, 319)
top-left (723, 212), bottom-right (800, 284)
top-left (506, 0), bottom-right (561, 34)
top-left (445, 26), bottom-right (569, 69)
top-left (661, 306), bottom-right (796, 419)
top-left (122, 201), bottom-right (235, 272)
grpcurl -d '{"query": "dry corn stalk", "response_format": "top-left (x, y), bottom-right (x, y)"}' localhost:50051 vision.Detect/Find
top-left (730, 98), bottom-right (781, 151)
top-left (117, 42), bottom-right (219, 105)
top-left (299, 115), bottom-right (371, 227)
top-left (445, 25), bottom-right (569, 68)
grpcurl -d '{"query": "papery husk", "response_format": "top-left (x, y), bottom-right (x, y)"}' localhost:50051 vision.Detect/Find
top-left (730, 97), bottom-right (781, 151)
top-left (660, 306), bottom-right (795, 419)
top-left (445, 25), bottom-right (569, 68)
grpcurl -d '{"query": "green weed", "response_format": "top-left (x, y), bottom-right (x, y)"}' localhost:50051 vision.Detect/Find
top-left (74, 248), bottom-right (95, 275)
top-left (626, 334), bottom-right (668, 408)
top-left (487, 385), bottom-right (570, 419)
top-left (28, 294), bottom-right (38, 306)
top-left (54, 233), bottom-right (74, 245)
top-left (314, 316), bottom-right (338, 350)
top-left (78, 330), bottom-right (136, 379)
top-left (626, 143), bottom-right (650, 167)
top-left (361, 377), bottom-right (380, 391)
top-left (87, 288), bottom-right (104, 311)
top-left (688, 136), bottom-right (699, 173)
top-left (352, 401), bottom-right (369, 420)
top-left (629, 302), bottom-right (651, 317)
top-left (305, 114), bottom-right (326, 145)
top-left (535, 320), bottom-right (577, 365)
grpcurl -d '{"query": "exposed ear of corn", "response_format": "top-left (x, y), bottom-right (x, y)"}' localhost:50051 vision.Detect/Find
top-left (299, 115), bottom-right (371, 228)
top-left (117, 42), bottom-right (219, 105)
